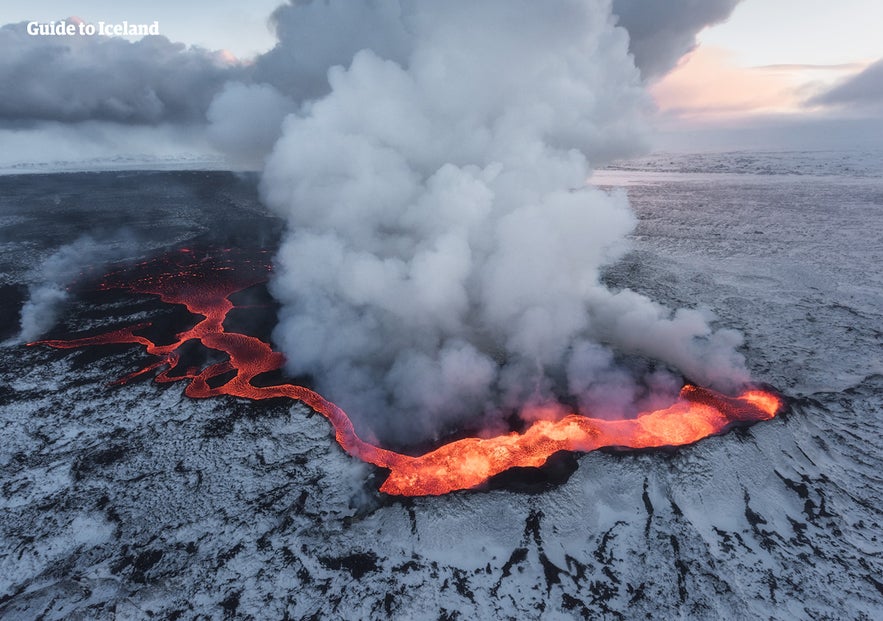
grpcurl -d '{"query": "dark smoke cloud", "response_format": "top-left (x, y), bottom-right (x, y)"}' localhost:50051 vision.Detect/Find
top-left (611, 0), bottom-right (743, 78)
top-left (0, 20), bottom-right (240, 124)
top-left (810, 59), bottom-right (883, 113)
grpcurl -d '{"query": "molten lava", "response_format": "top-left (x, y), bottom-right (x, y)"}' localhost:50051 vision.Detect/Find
top-left (33, 249), bottom-right (782, 496)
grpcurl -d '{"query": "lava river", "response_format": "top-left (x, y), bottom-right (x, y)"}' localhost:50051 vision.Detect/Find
top-left (32, 249), bottom-right (782, 496)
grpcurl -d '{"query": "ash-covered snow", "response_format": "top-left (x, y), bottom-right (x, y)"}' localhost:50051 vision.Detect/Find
top-left (1, 161), bottom-right (882, 619)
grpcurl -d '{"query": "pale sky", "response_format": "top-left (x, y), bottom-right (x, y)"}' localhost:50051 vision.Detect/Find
top-left (699, 0), bottom-right (883, 67)
top-left (651, 0), bottom-right (883, 129)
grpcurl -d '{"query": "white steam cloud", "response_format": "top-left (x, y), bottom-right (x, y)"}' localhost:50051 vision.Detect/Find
top-left (18, 235), bottom-right (131, 343)
top-left (258, 0), bottom-right (750, 444)
top-left (1, 1), bottom-right (751, 443)
top-left (0, 3), bottom-right (743, 168)
top-left (206, 82), bottom-right (295, 166)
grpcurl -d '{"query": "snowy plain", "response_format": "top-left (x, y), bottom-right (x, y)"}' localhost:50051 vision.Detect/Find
top-left (0, 152), bottom-right (881, 619)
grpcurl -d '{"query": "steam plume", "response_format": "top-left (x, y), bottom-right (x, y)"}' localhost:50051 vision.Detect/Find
top-left (1, 1), bottom-right (752, 443)
top-left (18, 235), bottom-right (131, 343)
top-left (206, 82), bottom-right (295, 166)
top-left (611, 0), bottom-right (743, 78)
top-left (0, 3), bottom-right (744, 167)
top-left (259, 0), bottom-right (750, 444)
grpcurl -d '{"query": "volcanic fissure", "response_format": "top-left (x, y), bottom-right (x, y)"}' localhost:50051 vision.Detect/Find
top-left (32, 249), bottom-right (782, 496)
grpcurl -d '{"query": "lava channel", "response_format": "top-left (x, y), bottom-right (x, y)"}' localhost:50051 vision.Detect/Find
top-left (32, 248), bottom-right (783, 496)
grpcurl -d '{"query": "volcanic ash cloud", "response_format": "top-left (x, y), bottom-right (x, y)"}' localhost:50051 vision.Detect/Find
top-left (259, 0), bottom-right (750, 444)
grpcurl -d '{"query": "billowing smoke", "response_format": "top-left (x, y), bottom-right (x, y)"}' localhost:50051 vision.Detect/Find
top-left (1, 2), bottom-right (751, 443)
top-left (251, 0), bottom-right (744, 96)
top-left (206, 82), bottom-right (295, 167)
top-left (258, 0), bottom-right (750, 445)
top-left (17, 235), bottom-right (132, 343)
top-left (206, 0), bottom-right (745, 163)
top-left (253, 0), bottom-right (414, 101)
top-left (0, 3), bottom-right (744, 163)
top-left (0, 19), bottom-right (239, 124)
top-left (0, 1), bottom-right (747, 127)
top-left (611, 0), bottom-right (743, 78)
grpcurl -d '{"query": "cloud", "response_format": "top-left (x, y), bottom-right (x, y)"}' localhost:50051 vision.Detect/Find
top-left (1, 2), bottom-right (759, 445)
top-left (17, 234), bottom-right (134, 343)
top-left (253, 0), bottom-right (413, 101)
top-left (260, 0), bottom-right (750, 445)
top-left (810, 58), bottom-right (883, 113)
top-left (648, 46), bottom-right (877, 126)
top-left (650, 46), bottom-right (800, 121)
top-left (0, 20), bottom-right (240, 124)
top-left (611, 0), bottom-right (743, 78)
top-left (206, 0), bottom-right (744, 164)
top-left (206, 82), bottom-right (295, 166)
top-left (253, 0), bottom-right (746, 97)
top-left (0, 2), bottom-right (747, 168)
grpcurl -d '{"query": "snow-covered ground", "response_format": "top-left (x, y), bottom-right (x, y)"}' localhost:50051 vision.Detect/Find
top-left (0, 154), bottom-right (236, 177)
top-left (1, 157), bottom-right (881, 619)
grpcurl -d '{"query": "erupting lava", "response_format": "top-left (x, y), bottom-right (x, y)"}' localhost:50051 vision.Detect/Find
top-left (32, 249), bottom-right (782, 496)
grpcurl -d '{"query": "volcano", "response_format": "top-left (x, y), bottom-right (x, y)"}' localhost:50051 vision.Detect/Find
top-left (34, 247), bottom-right (781, 497)
top-left (2, 169), bottom-right (881, 620)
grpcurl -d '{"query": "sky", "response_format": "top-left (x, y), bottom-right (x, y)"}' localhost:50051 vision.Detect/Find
top-left (0, 0), bottom-right (881, 160)
top-left (648, 0), bottom-right (883, 149)
top-left (699, 0), bottom-right (883, 67)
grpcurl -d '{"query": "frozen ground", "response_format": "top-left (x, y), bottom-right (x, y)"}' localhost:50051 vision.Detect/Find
top-left (602, 149), bottom-right (883, 178)
top-left (1, 157), bottom-right (882, 619)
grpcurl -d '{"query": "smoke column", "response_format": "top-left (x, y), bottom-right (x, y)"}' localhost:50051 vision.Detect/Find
top-left (17, 235), bottom-right (132, 343)
top-left (259, 0), bottom-right (750, 445)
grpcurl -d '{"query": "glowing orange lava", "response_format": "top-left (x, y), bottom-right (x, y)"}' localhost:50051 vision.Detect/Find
top-left (32, 249), bottom-right (782, 496)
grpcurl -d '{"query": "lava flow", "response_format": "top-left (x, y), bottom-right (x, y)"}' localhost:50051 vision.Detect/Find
top-left (32, 249), bottom-right (783, 496)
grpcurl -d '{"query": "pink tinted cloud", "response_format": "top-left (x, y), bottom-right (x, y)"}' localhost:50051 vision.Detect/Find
top-left (650, 46), bottom-right (864, 122)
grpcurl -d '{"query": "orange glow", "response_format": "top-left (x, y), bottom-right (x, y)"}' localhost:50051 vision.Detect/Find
top-left (33, 249), bottom-right (782, 496)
